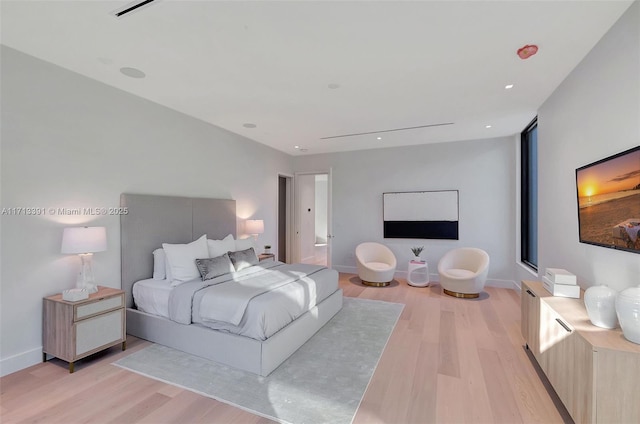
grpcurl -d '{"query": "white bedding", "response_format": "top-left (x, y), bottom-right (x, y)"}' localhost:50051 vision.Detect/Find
top-left (132, 264), bottom-right (339, 341)
top-left (192, 266), bottom-right (338, 340)
top-left (132, 278), bottom-right (173, 317)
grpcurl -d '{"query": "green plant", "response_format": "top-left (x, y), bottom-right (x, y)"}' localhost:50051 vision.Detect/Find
top-left (411, 246), bottom-right (424, 257)
top-left (264, 245), bottom-right (271, 249)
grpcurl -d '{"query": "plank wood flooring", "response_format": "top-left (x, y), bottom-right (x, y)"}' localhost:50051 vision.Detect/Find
top-left (1, 274), bottom-right (572, 423)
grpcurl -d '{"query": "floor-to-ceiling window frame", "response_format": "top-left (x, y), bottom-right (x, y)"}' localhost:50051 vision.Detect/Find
top-left (521, 117), bottom-right (538, 271)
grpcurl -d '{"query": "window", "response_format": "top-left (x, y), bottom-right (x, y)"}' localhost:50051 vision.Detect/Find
top-left (521, 118), bottom-right (538, 270)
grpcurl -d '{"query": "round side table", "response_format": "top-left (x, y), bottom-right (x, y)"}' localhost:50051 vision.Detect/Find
top-left (407, 260), bottom-right (430, 287)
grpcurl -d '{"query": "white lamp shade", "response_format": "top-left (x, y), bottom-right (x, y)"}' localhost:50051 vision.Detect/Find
top-left (61, 226), bottom-right (107, 254)
top-left (246, 219), bottom-right (264, 235)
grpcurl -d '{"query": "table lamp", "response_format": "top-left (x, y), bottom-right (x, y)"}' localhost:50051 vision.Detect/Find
top-left (61, 226), bottom-right (107, 293)
top-left (245, 219), bottom-right (264, 240)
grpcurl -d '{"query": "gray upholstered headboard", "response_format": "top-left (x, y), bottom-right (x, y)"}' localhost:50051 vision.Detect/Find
top-left (120, 193), bottom-right (236, 308)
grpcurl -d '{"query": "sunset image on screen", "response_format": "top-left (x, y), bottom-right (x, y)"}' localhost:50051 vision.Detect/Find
top-left (576, 147), bottom-right (640, 252)
top-left (577, 148), bottom-right (640, 199)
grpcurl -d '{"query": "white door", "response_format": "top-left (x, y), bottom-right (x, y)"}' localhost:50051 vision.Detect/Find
top-left (294, 170), bottom-right (332, 267)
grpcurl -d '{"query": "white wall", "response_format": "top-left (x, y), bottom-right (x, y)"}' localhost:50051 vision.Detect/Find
top-left (294, 137), bottom-right (517, 286)
top-left (0, 46), bottom-right (293, 376)
top-left (514, 1), bottom-right (640, 292)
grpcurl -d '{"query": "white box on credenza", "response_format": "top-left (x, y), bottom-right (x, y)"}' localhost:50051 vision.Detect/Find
top-left (542, 277), bottom-right (581, 298)
top-left (544, 268), bottom-right (577, 285)
top-left (62, 288), bottom-right (89, 302)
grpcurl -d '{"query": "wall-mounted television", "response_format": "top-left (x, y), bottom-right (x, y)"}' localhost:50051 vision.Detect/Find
top-left (575, 146), bottom-right (640, 254)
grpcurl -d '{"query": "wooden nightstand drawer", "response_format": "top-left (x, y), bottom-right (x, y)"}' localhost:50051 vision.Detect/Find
top-left (76, 295), bottom-right (123, 319)
top-left (76, 309), bottom-right (124, 355)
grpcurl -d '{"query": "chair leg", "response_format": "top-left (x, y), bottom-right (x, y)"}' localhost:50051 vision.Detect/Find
top-left (443, 289), bottom-right (479, 299)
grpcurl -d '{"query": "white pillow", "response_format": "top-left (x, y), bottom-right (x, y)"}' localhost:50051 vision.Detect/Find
top-left (152, 248), bottom-right (166, 280)
top-left (207, 234), bottom-right (235, 257)
top-left (235, 237), bottom-right (256, 252)
top-left (165, 256), bottom-right (173, 283)
top-left (163, 235), bottom-right (209, 286)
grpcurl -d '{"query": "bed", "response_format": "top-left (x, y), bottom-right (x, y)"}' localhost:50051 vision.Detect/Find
top-left (121, 193), bottom-right (343, 376)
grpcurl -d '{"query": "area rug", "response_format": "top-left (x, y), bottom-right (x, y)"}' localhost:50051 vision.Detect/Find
top-left (113, 297), bottom-right (403, 424)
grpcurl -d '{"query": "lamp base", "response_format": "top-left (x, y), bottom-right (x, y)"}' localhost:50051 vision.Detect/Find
top-left (76, 253), bottom-right (98, 293)
top-left (84, 284), bottom-right (99, 294)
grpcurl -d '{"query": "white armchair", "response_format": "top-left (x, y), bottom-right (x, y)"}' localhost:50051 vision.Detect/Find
top-left (355, 242), bottom-right (397, 287)
top-left (437, 247), bottom-right (490, 298)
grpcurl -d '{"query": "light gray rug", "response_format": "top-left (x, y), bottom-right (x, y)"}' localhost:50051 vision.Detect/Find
top-left (114, 297), bottom-right (403, 424)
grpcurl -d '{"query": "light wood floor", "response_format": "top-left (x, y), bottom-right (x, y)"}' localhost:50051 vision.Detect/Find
top-left (1, 274), bottom-right (572, 424)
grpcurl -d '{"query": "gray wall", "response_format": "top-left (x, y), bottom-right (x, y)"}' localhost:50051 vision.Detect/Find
top-left (294, 137), bottom-right (517, 286)
top-left (514, 1), bottom-right (640, 292)
top-left (0, 46), bottom-right (293, 375)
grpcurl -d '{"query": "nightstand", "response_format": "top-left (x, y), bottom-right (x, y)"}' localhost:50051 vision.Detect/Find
top-left (43, 286), bottom-right (126, 372)
top-left (258, 253), bottom-right (275, 262)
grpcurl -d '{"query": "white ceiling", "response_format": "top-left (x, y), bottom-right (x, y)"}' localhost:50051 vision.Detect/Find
top-left (0, 0), bottom-right (633, 155)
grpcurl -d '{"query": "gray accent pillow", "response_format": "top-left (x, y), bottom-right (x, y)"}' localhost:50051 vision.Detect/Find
top-left (195, 253), bottom-right (235, 281)
top-left (228, 247), bottom-right (259, 272)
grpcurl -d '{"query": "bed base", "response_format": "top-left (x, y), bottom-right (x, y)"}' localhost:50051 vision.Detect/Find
top-left (126, 288), bottom-right (343, 376)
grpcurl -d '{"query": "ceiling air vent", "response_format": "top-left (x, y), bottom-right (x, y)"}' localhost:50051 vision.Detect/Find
top-left (320, 122), bottom-right (454, 140)
top-left (111, 0), bottom-right (159, 18)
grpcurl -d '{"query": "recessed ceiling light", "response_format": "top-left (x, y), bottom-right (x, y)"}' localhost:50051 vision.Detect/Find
top-left (243, 123), bottom-right (257, 128)
top-left (377, 137), bottom-right (382, 140)
top-left (294, 145), bottom-right (300, 149)
top-left (328, 83), bottom-right (340, 89)
top-left (505, 84), bottom-right (514, 89)
top-left (485, 125), bottom-right (492, 129)
top-left (119, 67), bottom-right (146, 78)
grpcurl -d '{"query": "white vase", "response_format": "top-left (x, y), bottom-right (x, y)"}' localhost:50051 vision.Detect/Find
top-left (615, 285), bottom-right (640, 345)
top-left (584, 285), bottom-right (617, 329)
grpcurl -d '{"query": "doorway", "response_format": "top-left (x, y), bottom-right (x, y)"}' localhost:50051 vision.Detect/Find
top-left (295, 171), bottom-right (331, 267)
top-left (277, 174), bottom-right (293, 263)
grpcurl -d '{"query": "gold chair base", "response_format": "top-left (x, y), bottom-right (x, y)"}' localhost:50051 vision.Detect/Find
top-left (362, 280), bottom-right (390, 287)
top-left (443, 289), bottom-right (479, 299)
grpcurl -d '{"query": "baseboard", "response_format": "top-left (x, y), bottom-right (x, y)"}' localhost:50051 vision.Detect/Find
top-left (486, 279), bottom-right (519, 290)
top-left (333, 265), bottom-right (518, 290)
top-left (0, 347), bottom-right (42, 377)
top-left (333, 265), bottom-right (358, 275)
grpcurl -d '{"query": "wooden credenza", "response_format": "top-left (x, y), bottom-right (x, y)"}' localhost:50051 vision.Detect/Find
top-left (43, 286), bottom-right (126, 372)
top-left (521, 280), bottom-right (640, 423)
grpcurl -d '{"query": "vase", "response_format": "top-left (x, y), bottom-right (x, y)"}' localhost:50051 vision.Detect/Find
top-left (584, 285), bottom-right (617, 329)
top-left (412, 255), bottom-right (423, 263)
top-left (615, 285), bottom-right (640, 344)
